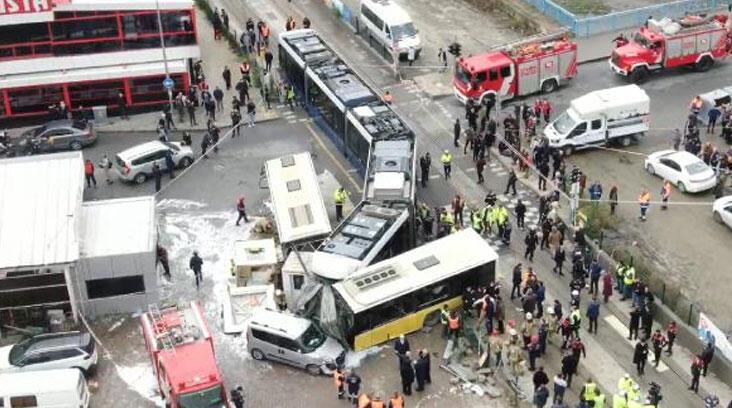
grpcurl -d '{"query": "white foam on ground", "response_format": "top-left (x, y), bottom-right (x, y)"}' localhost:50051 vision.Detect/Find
top-left (344, 346), bottom-right (384, 368)
top-left (116, 364), bottom-right (165, 407)
top-left (106, 318), bottom-right (125, 333)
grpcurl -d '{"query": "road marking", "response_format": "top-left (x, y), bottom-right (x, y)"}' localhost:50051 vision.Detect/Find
top-left (430, 174), bottom-right (442, 179)
top-left (304, 123), bottom-right (363, 193)
top-left (604, 315), bottom-right (669, 372)
top-left (346, 168), bottom-right (359, 173)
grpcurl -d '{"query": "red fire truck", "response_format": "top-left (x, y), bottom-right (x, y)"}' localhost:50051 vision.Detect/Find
top-left (452, 32), bottom-right (578, 105)
top-left (141, 302), bottom-right (228, 408)
top-left (610, 14), bottom-right (732, 83)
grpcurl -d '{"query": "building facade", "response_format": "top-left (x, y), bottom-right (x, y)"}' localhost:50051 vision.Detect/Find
top-left (0, 0), bottom-right (200, 121)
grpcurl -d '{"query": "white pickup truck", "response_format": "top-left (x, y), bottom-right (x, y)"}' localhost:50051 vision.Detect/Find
top-left (544, 84), bottom-right (650, 155)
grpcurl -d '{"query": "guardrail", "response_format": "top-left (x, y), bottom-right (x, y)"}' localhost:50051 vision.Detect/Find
top-left (523, 0), bottom-right (732, 37)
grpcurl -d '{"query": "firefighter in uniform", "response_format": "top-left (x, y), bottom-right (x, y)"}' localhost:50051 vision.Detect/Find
top-left (334, 187), bottom-right (348, 222)
top-left (333, 367), bottom-right (346, 399)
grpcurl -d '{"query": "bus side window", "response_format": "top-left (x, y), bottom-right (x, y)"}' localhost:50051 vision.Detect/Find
top-left (489, 69), bottom-right (498, 81)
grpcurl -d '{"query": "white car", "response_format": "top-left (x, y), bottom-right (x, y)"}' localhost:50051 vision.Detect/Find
top-left (114, 140), bottom-right (194, 184)
top-left (644, 150), bottom-right (717, 193)
top-left (0, 332), bottom-right (97, 375)
top-left (712, 196), bottom-right (732, 228)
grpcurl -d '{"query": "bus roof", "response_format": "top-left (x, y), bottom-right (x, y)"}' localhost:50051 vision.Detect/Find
top-left (264, 153), bottom-right (331, 245)
top-left (333, 229), bottom-right (498, 313)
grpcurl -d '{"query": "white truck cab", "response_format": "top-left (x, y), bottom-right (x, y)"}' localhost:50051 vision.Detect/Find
top-left (359, 0), bottom-right (421, 59)
top-left (0, 369), bottom-right (90, 408)
top-left (544, 84), bottom-right (650, 155)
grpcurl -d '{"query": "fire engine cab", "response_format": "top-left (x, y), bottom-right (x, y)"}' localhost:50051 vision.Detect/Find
top-left (610, 14), bottom-right (732, 83)
top-left (453, 32), bottom-right (578, 105)
top-left (141, 302), bottom-right (228, 408)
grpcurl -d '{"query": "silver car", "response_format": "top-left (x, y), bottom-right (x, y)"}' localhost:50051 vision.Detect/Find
top-left (114, 140), bottom-right (194, 184)
top-left (247, 309), bottom-right (345, 375)
top-left (19, 120), bottom-right (96, 152)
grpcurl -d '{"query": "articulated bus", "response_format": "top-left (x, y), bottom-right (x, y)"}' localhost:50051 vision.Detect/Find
top-left (278, 29), bottom-right (388, 175)
top-left (332, 229), bottom-right (498, 350)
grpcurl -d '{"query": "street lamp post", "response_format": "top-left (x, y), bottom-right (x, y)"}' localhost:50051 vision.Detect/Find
top-left (155, 0), bottom-right (175, 112)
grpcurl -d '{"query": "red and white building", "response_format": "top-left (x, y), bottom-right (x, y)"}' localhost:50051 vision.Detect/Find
top-left (0, 0), bottom-right (200, 120)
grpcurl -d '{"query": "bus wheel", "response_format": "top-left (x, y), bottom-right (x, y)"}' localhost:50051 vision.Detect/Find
top-left (694, 56), bottom-right (714, 72)
top-left (629, 67), bottom-right (648, 84)
top-left (424, 310), bottom-right (441, 327)
top-left (541, 79), bottom-right (558, 94)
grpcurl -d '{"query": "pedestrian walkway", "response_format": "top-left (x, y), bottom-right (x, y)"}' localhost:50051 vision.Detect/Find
top-left (95, 6), bottom-right (279, 134)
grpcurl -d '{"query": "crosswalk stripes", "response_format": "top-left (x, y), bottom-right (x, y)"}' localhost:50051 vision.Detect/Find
top-left (604, 315), bottom-right (670, 373)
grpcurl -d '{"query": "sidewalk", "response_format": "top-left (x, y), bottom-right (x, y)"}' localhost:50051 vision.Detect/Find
top-left (95, 7), bottom-right (279, 134)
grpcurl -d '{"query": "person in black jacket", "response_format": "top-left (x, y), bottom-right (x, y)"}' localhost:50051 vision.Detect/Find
top-left (394, 335), bottom-right (410, 356)
top-left (628, 307), bottom-right (641, 340)
top-left (398, 352), bottom-right (415, 395)
top-left (189, 252), bottom-right (203, 289)
top-left (524, 227), bottom-right (538, 261)
top-left (633, 338), bottom-right (649, 375)
top-left (414, 350), bottom-right (430, 391)
top-left (561, 352), bottom-right (578, 388)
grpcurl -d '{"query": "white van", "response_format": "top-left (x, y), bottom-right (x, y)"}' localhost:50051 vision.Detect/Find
top-left (359, 0), bottom-right (421, 60)
top-left (544, 84), bottom-right (650, 155)
top-left (0, 369), bottom-right (90, 408)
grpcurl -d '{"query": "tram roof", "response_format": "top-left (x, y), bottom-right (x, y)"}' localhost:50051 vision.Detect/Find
top-left (333, 229), bottom-right (498, 313)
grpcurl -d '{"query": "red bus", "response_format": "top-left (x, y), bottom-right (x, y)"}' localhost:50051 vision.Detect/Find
top-left (0, 0), bottom-right (200, 121)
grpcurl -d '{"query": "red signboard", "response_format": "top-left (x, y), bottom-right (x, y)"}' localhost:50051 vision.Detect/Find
top-left (0, 0), bottom-right (52, 15)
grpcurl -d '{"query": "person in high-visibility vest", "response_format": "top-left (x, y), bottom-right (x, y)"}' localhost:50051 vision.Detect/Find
top-left (593, 388), bottom-right (606, 408)
top-left (613, 392), bottom-right (628, 408)
top-left (447, 310), bottom-right (461, 339)
top-left (470, 207), bottom-right (483, 233)
top-left (660, 180), bottom-right (672, 210)
top-left (334, 187), bottom-right (348, 222)
top-left (441, 150), bottom-right (453, 179)
top-left (638, 189), bottom-right (651, 221)
top-left (333, 367), bottom-right (346, 399)
top-left (623, 265), bottom-right (636, 300)
top-left (615, 262), bottom-right (627, 294)
top-left (388, 391), bottom-right (405, 408)
top-left (582, 378), bottom-right (598, 402)
top-left (617, 373), bottom-right (634, 395)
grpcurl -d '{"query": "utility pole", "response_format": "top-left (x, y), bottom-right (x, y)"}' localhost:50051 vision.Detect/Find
top-left (155, 0), bottom-right (174, 112)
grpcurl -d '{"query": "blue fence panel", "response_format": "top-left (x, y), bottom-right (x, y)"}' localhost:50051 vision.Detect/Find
top-left (525, 0), bottom-right (732, 37)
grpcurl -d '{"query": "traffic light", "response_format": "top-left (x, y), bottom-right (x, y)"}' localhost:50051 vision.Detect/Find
top-left (448, 42), bottom-right (462, 57)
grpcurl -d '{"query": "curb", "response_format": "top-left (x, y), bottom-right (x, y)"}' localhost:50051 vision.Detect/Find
top-left (94, 116), bottom-right (282, 134)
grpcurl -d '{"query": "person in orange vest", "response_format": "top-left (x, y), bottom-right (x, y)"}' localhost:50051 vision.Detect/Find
top-left (358, 392), bottom-right (371, 408)
top-left (448, 311), bottom-right (461, 339)
top-left (638, 189), bottom-right (651, 221)
top-left (370, 393), bottom-right (386, 408)
top-left (660, 180), bottom-right (672, 210)
top-left (383, 91), bottom-right (393, 105)
top-left (84, 159), bottom-right (97, 188)
top-left (334, 367), bottom-right (346, 399)
top-left (388, 391), bottom-right (405, 408)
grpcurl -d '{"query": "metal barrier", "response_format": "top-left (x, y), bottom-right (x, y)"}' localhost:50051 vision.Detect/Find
top-left (523, 0), bottom-right (731, 37)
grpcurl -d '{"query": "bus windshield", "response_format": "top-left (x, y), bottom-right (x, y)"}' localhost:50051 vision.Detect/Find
top-left (299, 324), bottom-right (327, 353)
top-left (553, 112), bottom-right (577, 135)
top-left (391, 23), bottom-right (417, 40)
top-left (455, 65), bottom-right (472, 85)
top-left (179, 385), bottom-right (226, 408)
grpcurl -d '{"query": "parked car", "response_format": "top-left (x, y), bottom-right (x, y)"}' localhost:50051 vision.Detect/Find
top-left (114, 140), bottom-right (195, 184)
top-left (0, 368), bottom-right (90, 408)
top-left (246, 309), bottom-right (345, 375)
top-left (18, 120), bottom-right (96, 152)
top-left (712, 195), bottom-right (732, 228)
top-left (644, 150), bottom-right (717, 193)
top-left (0, 332), bottom-right (98, 375)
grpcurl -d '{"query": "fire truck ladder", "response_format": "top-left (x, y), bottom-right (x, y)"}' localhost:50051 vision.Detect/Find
top-left (148, 304), bottom-right (175, 353)
top-left (492, 29), bottom-right (570, 53)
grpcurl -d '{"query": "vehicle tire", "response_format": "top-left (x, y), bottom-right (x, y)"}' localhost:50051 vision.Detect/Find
top-left (179, 156), bottom-right (193, 168)
top-left (646, 164), bottom-right (655, 175)
top-left (306, 364), bottom-right (322, 376)
top-left (629, 67), bottom-right (649, 84)
top-left (563, 145), bottom-right (574, 156)
top-left (250, 348), bottom-right (265, 361)
top-left (621, 135), bottom-right (632, 147)
top-left (677, 181), bottom-right (687, 193)
top-left (69, 141), bottom-right (83, 151)
top-left (424, 310), bottom-right (441, 327)
top-left (694, 56), bottom-right (714, 72)
top-left (714, 211), bottom-right (723, 224)
top-left (541, 79), bottom-right (558, 94)
top-left (133, 173), bottom-right (148, 184)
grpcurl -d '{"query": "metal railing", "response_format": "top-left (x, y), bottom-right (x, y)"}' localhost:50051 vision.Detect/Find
top-left (523, 0), bottom-right (731, 37)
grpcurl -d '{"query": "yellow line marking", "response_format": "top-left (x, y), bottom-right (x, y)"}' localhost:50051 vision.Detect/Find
top-left (305, 123), bottom-right (363, 193)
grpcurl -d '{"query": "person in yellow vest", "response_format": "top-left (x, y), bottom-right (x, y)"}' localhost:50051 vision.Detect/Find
top-left (480, 204), bottom-right (493, 235)
top-left (441, 150), bottom-right (453, 179)
top-left (470, 207), bottom-right (484, 233)
top-left (613, 391), bottom-right (628, 408)
top-left (358, 392), bottom-right (371, 408)
top-left (615, 262), bottom-right (627, 295)
top-left (594, 388), bottom-right (606, 408)
top-left (622, 265), bottom-right (636, 300)
top-left (439, 209), bottom-right (455, 237)
top-left (388, 391), bottom-right (405, 408)
top-left (334, 187), bottom-right (349, 222)
top-left (333, 367), bottom-right (346, 399)
top-left (617, 373), bottom-right (634, 395)
top-left (627, 382), bottom-right (641, 403)
top-left (582, 378), bottom-right (598, 402)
